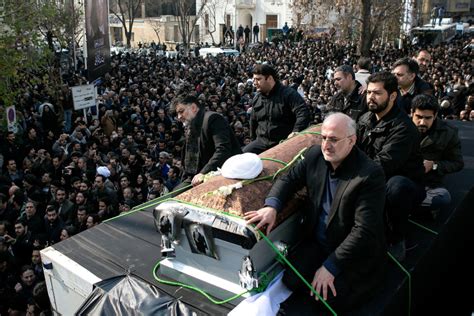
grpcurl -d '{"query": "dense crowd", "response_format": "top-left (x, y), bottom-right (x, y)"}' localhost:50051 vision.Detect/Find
top-left (1, 32), bottom-right (473, 314)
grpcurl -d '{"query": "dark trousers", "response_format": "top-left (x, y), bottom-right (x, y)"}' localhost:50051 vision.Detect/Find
top-left (385, 175), bottom-right (426, 244)
top-left (282, 240), bottom-right (355, 314)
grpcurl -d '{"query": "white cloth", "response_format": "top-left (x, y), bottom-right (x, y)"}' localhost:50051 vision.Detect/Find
top-left (228, 270), bottom-right (292, 316)
top-left (96, 166), bottom-right (111, 178)
top-left (221, 153), bottom-right (263, 180)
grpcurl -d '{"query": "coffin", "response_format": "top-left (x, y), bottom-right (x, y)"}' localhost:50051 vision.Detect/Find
top-left (153, 126), bottom-right (322, 303)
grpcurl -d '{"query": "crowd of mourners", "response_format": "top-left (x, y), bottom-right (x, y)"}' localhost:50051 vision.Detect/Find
top-left (1, 29), bottom-right (473, 314)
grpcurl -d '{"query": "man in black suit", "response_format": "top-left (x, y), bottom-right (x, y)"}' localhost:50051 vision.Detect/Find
top-left (246, 113), bottom-right (387, 313)
top-left (173, 95), bottom-right (242, 187)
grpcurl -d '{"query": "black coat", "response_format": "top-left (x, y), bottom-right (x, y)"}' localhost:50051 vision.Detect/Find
top-left (420, 119), bottom-right (464, 187)
top-left (324, 81), bottom-right (367, 121)
top-left (250, 82), bottom-right (310, 147)
top-left (397, 76), bottom-right (433, 114)
top-left (357, 104), bottom-right (424, 183)
top-left (185, 110), bottom-right (242, 175)
top-left (267, 145), bottom-right (387, 302)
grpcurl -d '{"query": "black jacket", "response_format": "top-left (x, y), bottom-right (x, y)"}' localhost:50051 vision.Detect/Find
top-left (185, 109), bottom-right (242, 176)
top-left (357, 104), bottom-right (424, 183)
top-left (268, 146), bottom-right (387, 303)
top-left (397, 76), bottom-right (433, 114)
top-left (420, 119), bottom-right (464, 187)
top-left (250, 82), bottom-right (310, 147)
top-left (324, 81), bottom-right (367, 121)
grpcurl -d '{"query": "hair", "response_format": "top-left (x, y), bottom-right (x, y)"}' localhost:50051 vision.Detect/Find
top-left (46, 205), bottom-right (57, 213)
top-left (152, 176), bottom-right (164, 184)
top-left (323, 113), bottom-right (356, 136)
top-left (98, 197), bottom-right (110, 206)
top-left (392, 57), bottom-right (420, 75)
top-left (253, 64), bottom-right (279, 81)
top-left (63, 225), bottom-right (77, 238)
top-left (32, 245), bottom-right (44, 251)
top-left (415, 49), bottom-right (430, 58)
top-left (77, 206), bottom-right (88, 214)
top-left (88, 213), bottom-right (100, 225)
top-left (334, 65), bottom-right (355, 80)
top-left (411, 94), bottom-right (439, 114)
top-left (95, 174), bottom-right (106, 183)
top-left (357, 57), bottom-right (371, 71)
top-left (171, 94), bottom-right (203, 113)
top-left (15, 218), bottom-right (27, 227)
top-left (120, 174), bottom-right (130, 182)
top-left (170, 165), bottom-right (181, 176)
top-left (20, 264), bottom-right (34, 275)
top-left (367, 71), bottom-right (399, 95)
top-left (33, 281), bottom-right (51, 311)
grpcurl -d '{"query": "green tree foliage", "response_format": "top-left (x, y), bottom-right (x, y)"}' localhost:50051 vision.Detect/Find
top-left (0, 0), bottom-right (81, 107)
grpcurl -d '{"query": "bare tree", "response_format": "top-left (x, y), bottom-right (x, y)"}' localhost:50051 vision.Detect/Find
top-left (110, 0), bottom-right (144, 47)
top-left (149, 18), bottom-right (162, 43)
top-left (175, 0), bottom-right (206, 53)
top-left (202, 0), bottom-right (229, 45)
top-left (290, 0), bottom-right (403, 56)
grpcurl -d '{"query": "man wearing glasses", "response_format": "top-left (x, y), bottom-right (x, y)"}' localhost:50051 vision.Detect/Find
top-left (246, 113), bottom-right (387, 313)
top-left (357, 72), bottom-right (425, 261)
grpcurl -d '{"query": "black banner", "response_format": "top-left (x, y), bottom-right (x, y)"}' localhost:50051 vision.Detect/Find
top-left (85, 0), bottom-right (111, 81)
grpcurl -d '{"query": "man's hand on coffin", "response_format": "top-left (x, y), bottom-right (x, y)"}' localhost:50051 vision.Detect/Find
top-left (310, 266), bottom-right (336, 302)
top-left (191, 173), bottom-right (205, 186)
top-left (244, 206), bottom-right (277, 235)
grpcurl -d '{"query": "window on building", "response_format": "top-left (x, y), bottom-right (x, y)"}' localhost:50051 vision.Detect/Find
top-left (226, 14), bottom-right (231, 27)
top-left (266, 15), bottom-right (278, 28)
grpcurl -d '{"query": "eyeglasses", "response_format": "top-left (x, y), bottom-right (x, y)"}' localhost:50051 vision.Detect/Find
top-left (317, 134), bottom-right (353, 145)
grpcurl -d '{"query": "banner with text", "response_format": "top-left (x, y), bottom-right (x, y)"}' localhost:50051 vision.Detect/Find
top-left (85, 0), bottom-right (111, 81)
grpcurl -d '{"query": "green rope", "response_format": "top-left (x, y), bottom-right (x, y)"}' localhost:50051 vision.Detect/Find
top-left (387, 252), bottom-right (411, 316)
top-left (152, 261), bottom-right (249, 304)
top-left (260, 157), bottom-right (288, 166)
top-left (255, 227), bottom-right (337, 316)
top-left (408, 219), bottom-right (439, 235)
top-left (205, 148), bottom-right (307, 196)
top-left (272, 147), bottom-right (307, 181)
top-left (296, 131), bottom-right (322, 136)
top-left (278, 124), bottom-right (322, 144)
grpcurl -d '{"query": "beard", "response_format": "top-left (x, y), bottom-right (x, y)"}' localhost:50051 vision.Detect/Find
top-left (368, 98), bottom-right (390, 114)
top-left (417, 125), bottom-right (429, 134)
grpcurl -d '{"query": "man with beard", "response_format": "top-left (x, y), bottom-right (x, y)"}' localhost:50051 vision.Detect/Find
top-left (173, 95), bottom-right (241, 187)
top-left (410, 94), bottom-right (464, 217)
top-left (44, 206), bottom-right (64, 245)
top-left (324, 65), bottom-right (367, 121)
top-left (357, 72), bottom-right (425, 261)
